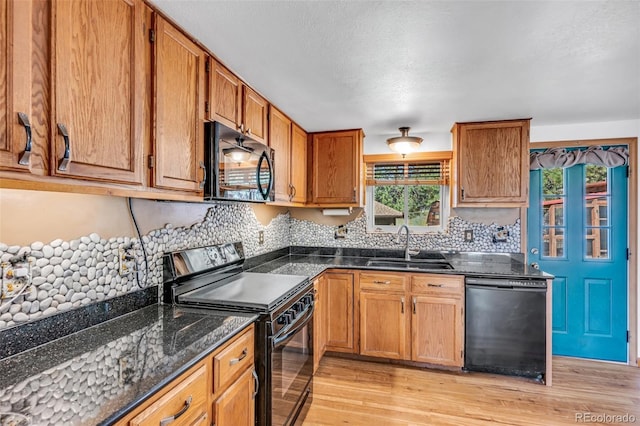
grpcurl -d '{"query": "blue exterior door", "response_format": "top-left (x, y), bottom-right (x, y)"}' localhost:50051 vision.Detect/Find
top-left (528, 162), bottom-right (628, 361)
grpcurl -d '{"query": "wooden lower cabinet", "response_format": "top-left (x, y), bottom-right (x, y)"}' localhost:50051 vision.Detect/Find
top-left (116, 324), bottom-right (255, 426)
top-left (324, 272), bottom-right (356, 353)
top-left (353, 271), bottom-right (464, 367)
top-left (411, 296), bottom-right (463, 366)
top-left (213, 367), bottom-right (255, 426)
top-left (359, 292), bottom-right (408, 360)
top-left (313, 277), bottom-right (327, 373)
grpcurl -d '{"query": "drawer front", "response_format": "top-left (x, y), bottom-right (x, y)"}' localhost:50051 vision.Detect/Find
top-left (130, 364), bottom-right (208, 426)
top-left (214, 327), bottom-right (255, 392)
top-left (411, 274), bottom-right (464, 296)
top-left (359, 272), bottom-right (407, 292)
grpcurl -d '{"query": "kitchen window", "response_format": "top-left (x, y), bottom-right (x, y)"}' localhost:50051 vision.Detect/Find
top-left (364, 153), bottom-right (451, 232)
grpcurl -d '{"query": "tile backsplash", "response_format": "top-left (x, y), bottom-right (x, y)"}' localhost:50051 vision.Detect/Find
top-left (0, 203), bottom-right (519, 331)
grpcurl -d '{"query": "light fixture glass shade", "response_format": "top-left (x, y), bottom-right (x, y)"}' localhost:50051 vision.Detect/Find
top-left (223, 147), bottom-right (253, 163)
top-left (386, 127), bottom-right (423, 155)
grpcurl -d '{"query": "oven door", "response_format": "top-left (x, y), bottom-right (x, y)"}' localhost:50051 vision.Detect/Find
top-left (269, 306), bottom-right (314, 426)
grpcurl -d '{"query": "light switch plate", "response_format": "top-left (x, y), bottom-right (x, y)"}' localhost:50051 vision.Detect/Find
top-left (464, 229), bottom-right (474, 242)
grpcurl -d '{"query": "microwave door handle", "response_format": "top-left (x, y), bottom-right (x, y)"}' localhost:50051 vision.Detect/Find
top-left (256, 151), bottom-right (273, 200)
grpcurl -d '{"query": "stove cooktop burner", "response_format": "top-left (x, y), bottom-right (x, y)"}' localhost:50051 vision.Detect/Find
top-left (178, 272), bottom-right (310, 313)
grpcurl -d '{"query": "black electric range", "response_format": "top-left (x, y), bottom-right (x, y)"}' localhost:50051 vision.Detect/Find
top-left (163, 242), bottom-right (314, 426)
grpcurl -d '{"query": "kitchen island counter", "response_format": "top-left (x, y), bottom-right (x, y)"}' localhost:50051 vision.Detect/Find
top-left (0, 304), bottom-right (256, 425)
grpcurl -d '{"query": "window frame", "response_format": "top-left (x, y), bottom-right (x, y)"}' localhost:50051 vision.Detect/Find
top-left (363, 151), bottom-right (452, 234)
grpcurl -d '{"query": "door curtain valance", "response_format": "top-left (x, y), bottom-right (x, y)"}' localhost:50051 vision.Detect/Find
top-left (530, 145), bottom-right (629, 170)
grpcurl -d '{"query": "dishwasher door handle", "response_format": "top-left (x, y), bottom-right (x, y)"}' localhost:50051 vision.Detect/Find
top-left (467, 284), bottom-right (546, 292)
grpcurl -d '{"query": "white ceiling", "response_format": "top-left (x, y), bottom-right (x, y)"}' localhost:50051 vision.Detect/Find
top-left (152, 0), bottom-right (640, 150)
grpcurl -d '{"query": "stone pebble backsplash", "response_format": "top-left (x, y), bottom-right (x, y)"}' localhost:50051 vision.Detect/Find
top-left (290, 213), bottom-right (521, 253)
top-left (0, 203), bottom-right (290, 331)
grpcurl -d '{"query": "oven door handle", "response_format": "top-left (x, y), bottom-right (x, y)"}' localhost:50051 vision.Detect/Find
top-left (272, 304), bottom-right (314, 349)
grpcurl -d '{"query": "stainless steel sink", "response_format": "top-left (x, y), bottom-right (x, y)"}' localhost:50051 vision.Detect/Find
top-left (366, 258), bottom-right (453, 270)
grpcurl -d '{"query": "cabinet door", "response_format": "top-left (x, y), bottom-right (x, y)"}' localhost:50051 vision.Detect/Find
top-left (242, 86), bottom-right (268, 144)
top-left (213, 368), bottom-right (256, 426)
top-left (0, 0), bottom-right (33, 172)
top-left (290, 123), bottom-right (307, 204)
top-left (411, 296), bottom-right (463, 367)
top-left (209, 59), bottom-right (241, 129)
top-left (454, 120), bottom-right (529, 206)
top-left (360, 292), bottom-right (409, 360)
top-left (324, 272), bottom-right (356, 353)
top-left (268, 105), bottom-right (291, 202)
top-left (52, 0), bottom-right (144, 184)
top-left (310, 130), bottom-right (362, 205)
top-left (152, 16), bottom-right (205, 193)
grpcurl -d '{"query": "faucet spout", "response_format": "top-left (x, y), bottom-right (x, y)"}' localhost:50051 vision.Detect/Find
top-left (396, 224), bottom-right (411, 260)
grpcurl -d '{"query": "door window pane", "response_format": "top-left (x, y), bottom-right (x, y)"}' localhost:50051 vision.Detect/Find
top-left (586, 227), bottom-right (609, 259)
top-left (542, 168), bottom-right (564, 195)
top-left (543, 227), bottom-right (565, 257)
top-left (543, 199), bottom-right (564, 226)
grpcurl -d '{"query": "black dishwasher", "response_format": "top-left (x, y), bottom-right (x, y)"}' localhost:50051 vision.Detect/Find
top-left (464, 277), bottom-right (547, 381)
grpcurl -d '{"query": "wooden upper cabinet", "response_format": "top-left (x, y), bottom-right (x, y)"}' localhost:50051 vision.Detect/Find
top-left (268, 105), bottom-right (291, 203)
top-left (290, 123), bottom-right (307, 204)
top-left (309, 129), bottom-right (363, 206)
top-left (242, 86), bottom-right (268, 144)
top-left (208, 59), bottom-right (241, 129)
top-left (51, 0), bottom-right (145, 184)
top-left (451, 119), bottom-right (530, 207)
top-left (0, 0), bottom-right (34, 172)
top-left (152, 16), bottom-right (205, 194)
top-left (208, 58), bottom-right (268, 144)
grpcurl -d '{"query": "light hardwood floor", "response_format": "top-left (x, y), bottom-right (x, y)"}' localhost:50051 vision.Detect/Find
top-left (303, 356), bottom-right (640, 425)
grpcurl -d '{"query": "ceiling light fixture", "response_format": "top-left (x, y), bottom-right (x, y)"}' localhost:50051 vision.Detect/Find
top-left (386, 127), bottom-right (423, 156)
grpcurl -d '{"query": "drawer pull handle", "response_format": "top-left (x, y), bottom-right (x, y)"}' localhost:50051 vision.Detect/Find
top-left (17, 112), bottom-right (32, 166)
top-left (373, 280), bottom-right (391, 285)
top-left (57, 123), bottom-right (71, 171)
top-left (159, 395), bottom-right (192, 426)
top-left (400, 297), bottom-right (405, 314)
top-left (412, 297), bottom-right (416, 314)
top-left (229, 348), bottom-right (248, 365)
top-left (428, 283), bottom-right (443, 288)
top-left (252, 369), bottom-right (259, 400)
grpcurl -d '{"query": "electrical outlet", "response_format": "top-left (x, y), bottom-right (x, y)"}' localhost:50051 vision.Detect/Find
top-left (258, 230), bottom-right (264, 245)
top-left (334, 225), bottom-right (348, 239)
top-left (1, 256), bottom-right (33, 301)
top-left (464, 229), bottom-right (474, 242)
top-left (118, 245), bottom-right (136, 276)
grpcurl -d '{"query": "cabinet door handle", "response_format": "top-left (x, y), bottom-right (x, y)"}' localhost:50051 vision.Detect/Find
top-left (246, 128), bottom-right (252, 136)
top-left (427, 283), bottom-right (443, 288)
top-left (199, 161), bottom-right (206, 189)
top-left (372, 280), bottom-right (391, 285)
top-left (288, 183), bottom-right (293, 201)
top-left (412, 297), bottom-right (416, 314)
top-left (460, 187), bottom-right (465, 200)
top-left (291, 185), bottom-right (297, 199)
top-left (229, 348), bottom-right (248, 365)
top-left (353, 187), bottom-right (357, 201)
top-left (159, 395), bottom-right (192, 426)
top-left (57, 123), bottom-right (71, 171)
top-left (17, 112), bottom-right (32, 166)
top-left (400, 297), bottom-right (405, 314)
top-left (252, 369), bottom-right (259, 400)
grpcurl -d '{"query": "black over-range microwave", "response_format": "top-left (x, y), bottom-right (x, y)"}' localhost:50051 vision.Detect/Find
top-left (204, 121), bottom-right (275, 202)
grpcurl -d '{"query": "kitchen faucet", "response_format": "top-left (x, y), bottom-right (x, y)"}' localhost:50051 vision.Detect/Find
top-left (395, 224), bottom-right (412, 260)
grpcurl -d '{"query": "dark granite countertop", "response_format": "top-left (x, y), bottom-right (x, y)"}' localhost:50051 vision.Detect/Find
top-left (0, 304), bottom-right (256, 426)
top-left (248, 249), bottom-right (551, 280)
